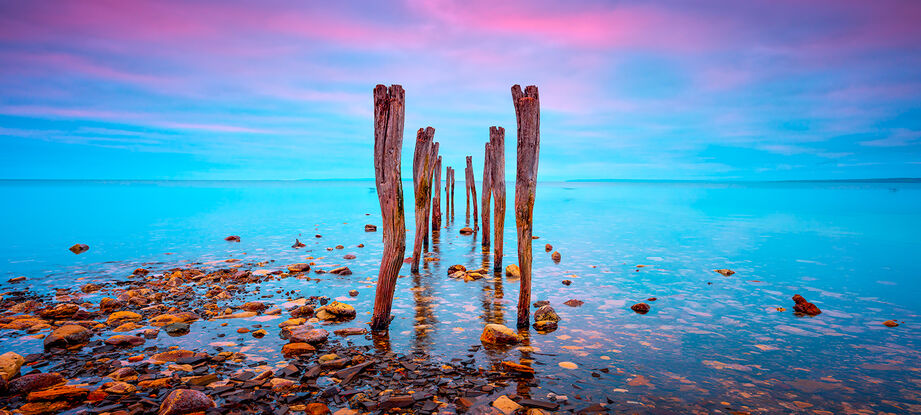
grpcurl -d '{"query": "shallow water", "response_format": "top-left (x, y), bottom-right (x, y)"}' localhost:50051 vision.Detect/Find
top-left (2, 179), bottom-right (920, 413)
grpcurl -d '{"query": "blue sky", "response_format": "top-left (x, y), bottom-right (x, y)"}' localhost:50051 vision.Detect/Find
top-left (1, 0), bottom-right (920, 180)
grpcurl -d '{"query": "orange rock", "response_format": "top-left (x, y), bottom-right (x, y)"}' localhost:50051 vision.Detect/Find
top-left (27, 385), bottom-right (89, 401)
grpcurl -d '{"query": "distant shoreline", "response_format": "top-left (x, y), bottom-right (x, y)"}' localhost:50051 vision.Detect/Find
top-left (1, 177), bottom-right (919, 183)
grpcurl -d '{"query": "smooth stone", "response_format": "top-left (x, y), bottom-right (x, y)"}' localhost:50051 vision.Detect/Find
top-left (44, 325), bottom-right (91, 349)
top-left (0, 351), bottom-right (24, 381)
top-left (158, 389), bottom-right (216, 415)
top-left (480, 324), bottom-right (520, 344)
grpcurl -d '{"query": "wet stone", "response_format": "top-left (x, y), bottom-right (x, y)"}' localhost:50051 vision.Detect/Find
top-left (158, 388), bottom-right (216, 415)
top-left (225, 235), bottom-right (241, 242)
top-left (44, 324), bottom-right (91, 350)
top-left (287, 263), bottom-right (311, 273)
top-left (163, 322), bottom-right (191, 336)
top-left (364, 224), bottom-right (377, 232)
top-left (792, 294), bottom-right (821, 316)
top-left (631, 302), bottom-right (651, 314)
top-left (534, 305), bottom-right (560, 322)
top-left (69, 243), bottom-right (90, 254)
top-left (8, 372), bottom-right (65, 395)
top-left (714, 268), bottom-right (735, 276)
top-left (563, 299), bottom-right (584, 307)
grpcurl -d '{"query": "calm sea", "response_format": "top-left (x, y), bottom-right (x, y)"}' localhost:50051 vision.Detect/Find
top-left (1, 179), bottom-right (920, 412)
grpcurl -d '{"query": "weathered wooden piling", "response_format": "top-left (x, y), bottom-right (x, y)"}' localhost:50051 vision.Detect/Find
top-left (423, 142), bottom-right (439, 253)
top-left (445, 167), bottom-right (454, 223)
top-left (481, 142), bottom-right (492, 248)
top-left (432, 156), bottom-right (442, 232)
top-left (465, 156), bottom-right (478, 231)
top-left (490, 126), bottom-right (506, 271)
top-left (371, 84), bottom-right (406, 331)
top-left (512, 84), bottom-right (540, 328)
top-left (450, 167), bottom-right (455, 220)
top-left (411, 128), bottom-right (437, 274)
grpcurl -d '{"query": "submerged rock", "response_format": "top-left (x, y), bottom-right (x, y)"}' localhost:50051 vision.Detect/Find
top-left (284, 327), bottom-right (329, 344)
top-left (551, 251), bottom-right (561, 262)
top-left (364, 224), bottom-right (377, 232)
top-left (631, 303), bottom-right (650, 314)
top-left (563, 299), bottom-right (584, 307)
top-left (224, 235), bottom-right (241, 242)
top-left (163, 322), bottom-right (190, 336)
top-left (480, 324), bottom-right (520, 344)
top-left (348, 289), bottom-right (359, 297)
top-left (534, 306), bottom-right (560, 323)
top-left (448, 264), bottom-right (466, 274)
top-left (533, 300), bottom-right (550, 308)
top-left (561, 279), bottom-right (572, 286)
top-left (104, 335), bottom-right (146, 347)
top-left (505, 264), bottom-right (520, 278)
top-left (287, 263), bottom-right (311, 273)
top-left (533, 320), bottom-right (558, 332)
top-left (714, 269), bottom-right (735, 276)
top-left (883, 320), bottom-right (899, 327)
top-left (792, 294), bottom-right (821, 316)
top-left (459, 227), bottom-right (474, 235)
top-left (44, 325), bottom-right (91, 349)
top-left (545, 244), bottom-right (552, 252)
top-left (69, 243), bottom-right (89, 254)
top-left (158, 389), bottom-right (216, 415)
top-left (329, 266), bottom-right (352, 275)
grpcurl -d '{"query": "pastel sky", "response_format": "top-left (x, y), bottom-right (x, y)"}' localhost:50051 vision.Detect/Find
top-left (1, 0), bottom-right (920, 180)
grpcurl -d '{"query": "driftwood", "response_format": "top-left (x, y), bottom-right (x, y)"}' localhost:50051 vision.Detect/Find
top-left (432, 156), bottom-right (442, 232)
top-left (410, 128), bottom-right (437, 274)
top-left (512, 84), bottom-right (540, 328)
top-left (465, 156), bottom-right (478, 230)
top-left (481, 142), bottom-right (492, 247)
top-left (371, 84), bottom-right (406, 331)
top-left (490, 126), bottom-right (506, 271)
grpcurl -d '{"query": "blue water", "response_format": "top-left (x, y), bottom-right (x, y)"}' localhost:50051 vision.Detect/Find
top-left (2, 179), bottom-right (920, 412)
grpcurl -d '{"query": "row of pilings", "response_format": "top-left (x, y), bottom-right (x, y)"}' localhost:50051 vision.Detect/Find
top-left (370, 84), bottom-right (540, 331)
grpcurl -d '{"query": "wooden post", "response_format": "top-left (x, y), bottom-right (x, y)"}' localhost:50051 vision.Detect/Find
top-left (371, 84), bottom-right (406, 331)
top-left (411, 128), bottom-right (437, 274)
top-left (423, 143), bottom-right (439, 253)
top-left (445, 167), bottom-right (453, 223)
top-left (465, 156), bottom-right (478, 231)
top-left (481, 142), bottom-right (492, 248)
top-left (432, 156), bottom-right (442, 232)
top-left (490, 126), bottom-right (506, 271)
top-left (512, 84), bottom-right (540, 328)
top-left (450, 167), bottom-right (455, 221)
top-left (465, 165), bottom-right (470, 223)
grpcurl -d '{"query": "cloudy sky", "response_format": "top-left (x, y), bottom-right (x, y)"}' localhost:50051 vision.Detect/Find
top-left (1, 0), bottom-right (920, 180)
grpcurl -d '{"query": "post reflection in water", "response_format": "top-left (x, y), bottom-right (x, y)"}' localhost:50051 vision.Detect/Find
top-left (412, 230), bottom-right (439, 355)
top-left (372, 330), bottom-right (391, 354)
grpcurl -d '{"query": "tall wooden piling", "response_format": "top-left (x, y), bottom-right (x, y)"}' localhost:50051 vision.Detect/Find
top-left (450, 167), bottom-right (455, 220)
top-left (445, 167), bottom-right (454, 223)
top-left (410, 128), bottom-right (437, 274)
top-left (432, 156), bottom-right (442, 232)
top-left (371, 84), bottom-right (406, 331)
top-left (481, 142), bottom-right (492, 247)
top-left (490, 126), bottom-right (506, 271)
top-left (423, 142), bottom-right (439, 253)
top-left (465, 156), bottom-right (478, 231)
top-left (512, 84), bottom-right (540, 328)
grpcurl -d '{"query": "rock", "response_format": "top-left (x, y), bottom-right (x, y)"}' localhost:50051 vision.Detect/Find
top-left (551, 251), bottom-right (561, 262)
top-left (480, 324), bottom-right (520, 344)
top-left (631, 303), bottom-right (650, 314)
top-left (647, 297), bottom-right (657, 301)
top-left (292, 239), bottom-right (306, 248)
top-left (501, 361), bottom-right (535, 374)
top-left (279, 318), bottom-right (306, 327)
top-left (561, 279), bottom-right (572, 286)
top-left (149, 350), bottom-right (207, 364)
top-left (81, 283), bottom-right (101, 293)
top-left (534, 305), bottom-right (560, 322)
top-left (316, 301), bottom-right (356, 321)
top-left (104, 334), bottom-right (146, 347)
top-left (533, 320), bottom-right (557, 332)
top-left (282, 342), bottom-right (316, 357)
top-left (158, 389), bottom-right (216, 415)
top-left (287, 263), bottom-right (311, 273)
top-left (252, 329), bottom-right (267, 338)
top-left (335, 245), bottom-right (344, 249)
top-left (449, 270), bottom-right (466, 279)
top-left (38, 303), bottom-right (79, 319)
top-left (106, 311), bottom-right (142, 326)
top-left (448, 264), bottom-right (467, 274)
top-left (27, 385), bottom-right (89, 401)
top-left (883, 320), bottom-right (899, 327)
top-left (545, 244), bottom-right (552, 252)
top-left (492, 395), bottom-right (523, 415)
top-left (224, 235), bottom-right (241, 242)
top-left (106, 367), bottom-right (138, 382)
top-left (714, 269), bottom-right (735, 276)
top-left (270, 377), bottom-right (296, 392)
top-left (291, 305), bottom-right (315, 318)
top-left (533, 300), bottom-right (550, 308)
top-left (133, 267), bottom-right (150, 276)
top-left (69, 243), bottom-right (89, 254)
top-left (344, 254), bottom-right (356, 259)
top-left (284, 326), bottom-right (329, 344)
top-left (102, 381), bottom-right (136, 394)
top-left (0, 352), bottom-right (24, 381)
top-left (348, 289), bottom-right (359, 297)
top-left (334, 327), bottom-right (368, 336)
top-left (44, 324), bottom-right (91, 349)
top-left (364, 224), bottom-right (377, 232)
top-left (792, 294), bottom-right (821, 316)
top-left (505, 264), bottom-right (520, 278)
top-left (8, 372), bottom-right (65, 395)
top-left (563, 299), bottom-right (584, 307)
top-left (99, 297), bottom-right (123, 312)
top-left (329, 266), bottom-right (352, 275)
top-left (305, 402), bottom-right (331, 415)
top-left (112, 322), bottom-right (143, 332)
top-left (242, 301), bottom-right (267, 312)
top-left (459, 227), bottom-right (474, 235)
top-left (163, 322), bottom-right (190, 336)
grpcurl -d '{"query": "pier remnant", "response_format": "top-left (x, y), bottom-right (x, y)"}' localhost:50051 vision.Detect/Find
top-left (481, 142), bottom-right (492, 248)
top-left (423, 142), bottom-right (439, 253)
top-left (465, 156), bottom-right (478, 231)
top-left (512, 84), bottom-right (540, 328)
top-left (490, 126), bottom-right (506, 271)
top-left (371, 84), bottom-right (406, 331)
top-left (432, 156), bottom-right (443, 232)
top-left (411, 128), bottom-right (438, 274)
